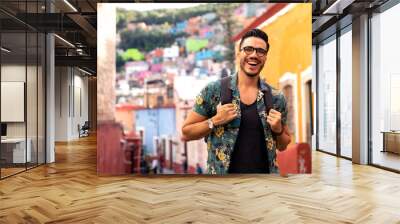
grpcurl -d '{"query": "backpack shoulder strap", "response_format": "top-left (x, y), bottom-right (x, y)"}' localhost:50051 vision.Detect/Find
top-left (220, 76), bottom-right (232, 105)
top-left (204, 76), bottom-right (232, 143)
top-left (263, 85), bottom-right (273, 115)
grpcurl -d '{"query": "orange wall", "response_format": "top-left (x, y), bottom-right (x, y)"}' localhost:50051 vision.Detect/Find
top-left (260, 3), bottom-right (312, 143)
top-left (260, 4), bottom-right (312, 86)
top-left (115, 109), bottom-right (135, 133)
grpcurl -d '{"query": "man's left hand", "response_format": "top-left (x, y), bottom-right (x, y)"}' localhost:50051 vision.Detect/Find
top-left (266, 109), bottom-right (282, 133)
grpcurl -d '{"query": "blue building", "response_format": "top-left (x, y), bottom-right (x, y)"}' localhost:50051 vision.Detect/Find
top-left (135, 108), bottom-right (176, 155)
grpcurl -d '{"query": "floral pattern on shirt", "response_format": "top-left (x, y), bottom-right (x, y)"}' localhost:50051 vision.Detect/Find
top-left (193, 73), bottom-right (288, 174)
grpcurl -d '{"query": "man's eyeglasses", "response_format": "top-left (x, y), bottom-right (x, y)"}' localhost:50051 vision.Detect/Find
top-left (240, 46), bottom-right (268, 57)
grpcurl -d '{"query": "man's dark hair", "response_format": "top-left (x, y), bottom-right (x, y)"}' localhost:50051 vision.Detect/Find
top-left (238, 28), bottom-right (270, 52)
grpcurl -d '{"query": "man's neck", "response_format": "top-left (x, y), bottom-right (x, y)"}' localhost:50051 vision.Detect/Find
top-left (238, 71), bottom-right (259, 89)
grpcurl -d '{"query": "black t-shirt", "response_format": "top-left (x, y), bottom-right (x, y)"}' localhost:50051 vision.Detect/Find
top-left (228, 100), bottom-right (269, 174)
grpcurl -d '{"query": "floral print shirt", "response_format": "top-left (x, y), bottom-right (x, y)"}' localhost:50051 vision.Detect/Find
top-left (193, 74), bottom-right (288, 174)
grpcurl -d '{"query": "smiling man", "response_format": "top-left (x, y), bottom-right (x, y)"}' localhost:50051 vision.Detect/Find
top-left (181, 28), bottom-right (291, 174)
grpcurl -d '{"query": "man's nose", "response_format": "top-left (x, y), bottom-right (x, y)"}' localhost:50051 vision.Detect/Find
top-left (248, 50), bottom-right (258, 57)
top-left (248, 52), bottom-right (259, 60)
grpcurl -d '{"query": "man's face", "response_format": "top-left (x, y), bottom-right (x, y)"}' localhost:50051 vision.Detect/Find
top-left (238, 37), bottom-right (268, 77)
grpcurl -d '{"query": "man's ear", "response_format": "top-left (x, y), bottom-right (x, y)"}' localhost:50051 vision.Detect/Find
top-left (235, 45), bottom-right (240, 57)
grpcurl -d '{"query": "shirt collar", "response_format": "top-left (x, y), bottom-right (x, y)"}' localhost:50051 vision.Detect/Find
top-left (230, 72), bottom-right (269, 92)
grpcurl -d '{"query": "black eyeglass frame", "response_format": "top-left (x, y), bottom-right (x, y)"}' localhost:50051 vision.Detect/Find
top-left (240, 46), bottom-right (269, 57)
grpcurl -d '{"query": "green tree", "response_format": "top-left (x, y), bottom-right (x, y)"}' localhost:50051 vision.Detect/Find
top-left (127, 4), bottom-right (219, 26)
top-left (116, 52), bottom-right (125, 72)
top-left (216, 4), bottom-right (240, 72)
top-left (119, 28), bottom-right (186, 52)
top-left (122, 48), bottom-right (144, 61)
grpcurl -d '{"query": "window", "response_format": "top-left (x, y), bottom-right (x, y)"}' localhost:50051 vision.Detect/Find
top-left (0, 1), bottom-right (47, 179)
top-left (371, 3), bottom-right (400, 171)
top-left (339, 27), bottom-right (352, 158)
top-left (317, 36), bottom-right (337, 154)
top-left (282, 85), bottom-right (296, 138)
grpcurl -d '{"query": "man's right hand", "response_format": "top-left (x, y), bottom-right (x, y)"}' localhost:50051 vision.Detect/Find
top-left (211, 103), bottom-right (238, 126)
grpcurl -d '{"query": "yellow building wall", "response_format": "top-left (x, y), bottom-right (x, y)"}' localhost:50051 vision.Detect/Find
top-left (259, 3), bottom-right (312, 143)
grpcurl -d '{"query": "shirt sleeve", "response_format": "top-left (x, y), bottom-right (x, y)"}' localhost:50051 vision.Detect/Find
top-left (192, 81), bottom-right (216, 118)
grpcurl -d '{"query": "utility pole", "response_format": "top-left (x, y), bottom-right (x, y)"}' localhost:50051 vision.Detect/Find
top-left (181, 100), bottom-right (191, 173)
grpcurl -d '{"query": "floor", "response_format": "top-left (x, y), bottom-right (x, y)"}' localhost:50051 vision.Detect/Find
top-left (0, 167), bottom-right (25, 177)
top-left (372, 150), bottom-right (400, 171)
top-left (0, 135), bottom-right (400, 223)
top-left (1, 163), bottom-right (44, 178)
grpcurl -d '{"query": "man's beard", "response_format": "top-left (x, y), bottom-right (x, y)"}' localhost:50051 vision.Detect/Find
top-left (240, 58), bottom-right (264, 78)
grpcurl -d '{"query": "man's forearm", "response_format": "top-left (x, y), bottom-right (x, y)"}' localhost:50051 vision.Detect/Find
top-left (182, 120), bottom-right (212, 141)
top-left (276, 132), bottom-right (291, 151)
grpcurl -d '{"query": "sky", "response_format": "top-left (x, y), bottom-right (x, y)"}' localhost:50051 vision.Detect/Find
top-left (116, 3), bottom-right (206, 11)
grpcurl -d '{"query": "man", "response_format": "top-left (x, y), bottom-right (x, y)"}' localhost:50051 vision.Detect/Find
top-left (151, 158), bottom-right (158, 174)
top-left (181, 28), bottom-right (291, 174)
top-left (181, 154), bottom-right (188, 174)
top-left (159, 153), bottom-right (165, 174)
top-left (196, 163), bottom-right (203, 174)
